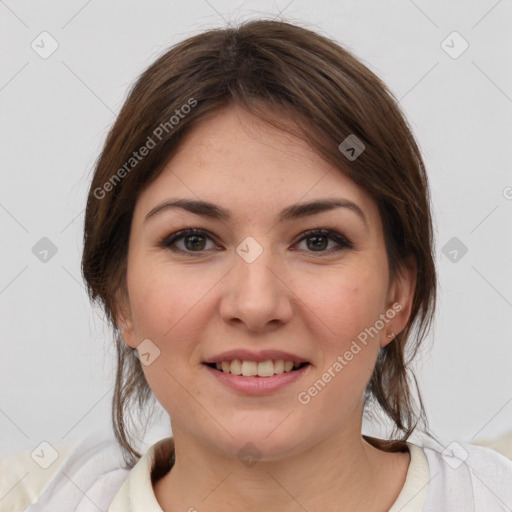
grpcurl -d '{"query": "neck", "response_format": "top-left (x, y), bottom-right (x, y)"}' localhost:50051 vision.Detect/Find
top-left (153, 425), bottom-right (410, 512)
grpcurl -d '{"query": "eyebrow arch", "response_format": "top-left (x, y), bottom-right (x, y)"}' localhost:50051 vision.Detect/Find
top-left (145, 198), bottom-right (368, 228)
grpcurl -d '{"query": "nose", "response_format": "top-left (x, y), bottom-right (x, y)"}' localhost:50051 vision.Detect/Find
top-left (219, 242), bottom-right (293, 333)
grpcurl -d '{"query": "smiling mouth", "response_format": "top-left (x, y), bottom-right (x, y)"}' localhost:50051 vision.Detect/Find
top-left (204, 360), bottom-right (310, 377)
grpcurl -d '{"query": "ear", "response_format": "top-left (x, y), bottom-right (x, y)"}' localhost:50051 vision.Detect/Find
top-left (114, 286), bottom-right (138, 349)
top-left (381, 255), bottom-right (417, 348)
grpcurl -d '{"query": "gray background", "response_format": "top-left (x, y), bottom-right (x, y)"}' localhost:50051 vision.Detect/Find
top-left (1, 0), bottom-right (511, 457)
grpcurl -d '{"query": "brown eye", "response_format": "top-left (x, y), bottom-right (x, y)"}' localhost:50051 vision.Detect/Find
top-left (182, 234), bottom-right (207, 251)
top-left (161, 228), bottom-right (218, 254)
top-left (306, 234), bottom-right (328, 251)
top-left (294, 229), bottom-right (352, 254)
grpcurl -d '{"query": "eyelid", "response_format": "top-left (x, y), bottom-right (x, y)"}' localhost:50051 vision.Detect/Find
top-left (293, 228), bottom-right (353, 251)
top-left (159, 228), bottom-right (220, 253)
top-left (159, 227), bottom-right (353, 255)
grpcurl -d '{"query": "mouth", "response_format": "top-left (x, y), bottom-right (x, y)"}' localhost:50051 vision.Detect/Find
top-left (203, 359), bottom-right (311, 378)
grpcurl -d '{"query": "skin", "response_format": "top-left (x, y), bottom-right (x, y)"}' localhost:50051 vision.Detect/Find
top-left (117, 105), bottom-right (416, 511)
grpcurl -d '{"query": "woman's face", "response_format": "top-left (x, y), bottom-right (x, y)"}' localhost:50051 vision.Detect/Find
top-left (118, 105), bottom-right (414, 460)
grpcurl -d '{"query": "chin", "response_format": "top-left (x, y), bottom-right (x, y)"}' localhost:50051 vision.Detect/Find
top-left (210, 421), bottom-right (309, 463)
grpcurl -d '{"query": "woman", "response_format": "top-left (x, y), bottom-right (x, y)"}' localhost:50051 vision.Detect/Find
top-left (2, 19), bottom-right (511, 512)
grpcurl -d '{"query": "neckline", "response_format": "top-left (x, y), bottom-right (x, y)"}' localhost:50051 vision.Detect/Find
top-left (147, 436), bottom-right (428, 511)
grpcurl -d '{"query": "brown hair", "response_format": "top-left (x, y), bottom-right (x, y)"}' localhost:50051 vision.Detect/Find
top-left (82, 18), bottom-right (437, 468)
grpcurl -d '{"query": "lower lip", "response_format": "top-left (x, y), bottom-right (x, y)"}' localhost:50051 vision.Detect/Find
top-left (203, 364), bottom-right (310, 395)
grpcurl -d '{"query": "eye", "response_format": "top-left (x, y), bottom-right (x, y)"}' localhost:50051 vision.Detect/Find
top-left (160, 228), bottom-right (218, 254)
top-left (293, 229), bottom-right (353, 254)
top-left (159, 227), bottom-right (353, 256)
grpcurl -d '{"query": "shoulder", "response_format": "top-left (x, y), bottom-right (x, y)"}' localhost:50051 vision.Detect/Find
top-left (410, 434), bottom-right (512, 511)
top-left (473, 430), bottom-right (512, 460)
top-left (0, 431), bottom-right (131, 512)
top-left (0, 441), bottom-right (76, 511)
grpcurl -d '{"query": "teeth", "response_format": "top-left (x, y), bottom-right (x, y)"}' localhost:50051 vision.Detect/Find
top-left (274, 359), bottom-right (284, 374)
top-left (241, 360), bottom-right (258, 376)
top-left (211, 359), bottom-right (305, 377)
top-left (257, 360), bottom-right (275, 377)
top-left (230, 359), bottom-right (242, 375)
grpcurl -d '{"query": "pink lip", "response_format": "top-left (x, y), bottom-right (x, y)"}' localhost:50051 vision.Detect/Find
top-left (203, 349), bottom-right (308, 364)
top-left (203, 363), bottom-right (310, 395)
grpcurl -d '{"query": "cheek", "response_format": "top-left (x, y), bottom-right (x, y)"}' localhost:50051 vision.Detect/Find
top-left (126, 262), bottom-right (206, 412)
top-left (127, 258), bottom-right (205, 340)
top-left (300, 265), bottom-right (388, 348)
top-left (294, 273), bottom-right (385, 418)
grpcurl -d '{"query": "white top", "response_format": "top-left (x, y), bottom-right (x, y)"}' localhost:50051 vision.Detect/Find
top-left (1, 431), bottom-right (511, 511)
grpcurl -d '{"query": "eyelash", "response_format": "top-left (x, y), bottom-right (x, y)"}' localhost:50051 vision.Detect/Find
top-left (159, 228), bottom-right (353, 256)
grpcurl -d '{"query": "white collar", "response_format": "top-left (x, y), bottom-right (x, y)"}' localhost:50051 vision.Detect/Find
top-left (107, 438), bottom-right (428, 512)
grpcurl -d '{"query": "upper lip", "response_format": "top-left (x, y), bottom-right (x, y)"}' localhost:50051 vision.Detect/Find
top-left (203, 349), bottom-right (309, 364)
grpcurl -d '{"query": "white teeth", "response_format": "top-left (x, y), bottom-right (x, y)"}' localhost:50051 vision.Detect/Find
top-left (274, 359), bottom-right (284, 374)
top-left (257, 360), bottom-right (275, 377)
top-left (211, 359), bottom-right (305, 377)
top-left (230, 359), bottom-right (242, 375)
top-left (241, 360), bottom-right (258, 376)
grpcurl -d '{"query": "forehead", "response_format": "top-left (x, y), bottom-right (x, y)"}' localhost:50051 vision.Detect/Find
top-left (134, 106), bottom-right (380, 229)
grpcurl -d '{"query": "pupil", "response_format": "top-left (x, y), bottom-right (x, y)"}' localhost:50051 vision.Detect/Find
top-left (185, 235), bottom-right (205, 251)
top-left (184, 234), bottom-right (327, 252)
top-left (308, 235), bottom-right (327, 251)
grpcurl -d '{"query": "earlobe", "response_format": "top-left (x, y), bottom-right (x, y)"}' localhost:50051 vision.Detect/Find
top-left (114, 289), bottom-right (137, 349)
top-left (117, 314), bottom-right (137, 350)
top-left (382, 255), bottom-right (417, 347)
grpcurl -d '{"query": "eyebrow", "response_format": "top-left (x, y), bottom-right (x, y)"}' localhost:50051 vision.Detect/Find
top-left (145, 198), bottom-right (368, 228)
